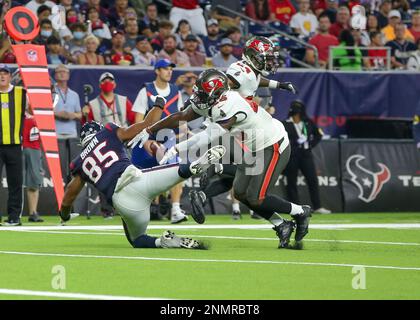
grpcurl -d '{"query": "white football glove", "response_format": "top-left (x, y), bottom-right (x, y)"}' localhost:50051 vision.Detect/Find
top-left (127, 128), bottom-right (150, 149)
top-left (159, 146), bottom-right (178, 165)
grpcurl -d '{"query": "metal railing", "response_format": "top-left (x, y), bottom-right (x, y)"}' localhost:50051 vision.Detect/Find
top-left (214, 4), bottom-right (319, 68)
top-left (153, 0), bottom-right (319, 68)
top-left (328, 46), bottom-right (392, 71)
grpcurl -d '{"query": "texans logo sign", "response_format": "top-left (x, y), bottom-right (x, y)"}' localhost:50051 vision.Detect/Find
top-left (346, 154), bottom-right (391, 203)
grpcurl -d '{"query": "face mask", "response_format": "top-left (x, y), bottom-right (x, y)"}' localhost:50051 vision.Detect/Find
top-left (73, 31), bottom-right (85, 40)
top-left (67, 16), bottom-right (78, 24)
top-left (41, 30), bottom-right (52, 38)
top-left (100, 81), bottom-right (115, 93)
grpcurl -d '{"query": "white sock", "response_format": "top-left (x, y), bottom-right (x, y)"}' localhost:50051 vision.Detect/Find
top-left (269, 213), bottom-right (284, 226)
top-left (155, 238), bottom-right (161, 247)
top-left (290, 203), bottom-right (304, 216)
top-left (232, 203), bottom-right (240, 212)
top-left (171, 202), bottom-right (181, 214)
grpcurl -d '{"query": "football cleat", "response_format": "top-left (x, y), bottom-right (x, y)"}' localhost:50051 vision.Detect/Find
top-left (232, 210), bottom-right (242, 220)
top-left (292, 205), bottom-right (313, 242)
top-left (160, 230), bottom-right (207, 249)
top-left (170, 210), bottom-right (188, 224)
top-left (189, 145), bottom-right (226, 175)
top-left (189, 190), bottom-right (207, 224)
top-left (272, 220), bottom-right (295, 248)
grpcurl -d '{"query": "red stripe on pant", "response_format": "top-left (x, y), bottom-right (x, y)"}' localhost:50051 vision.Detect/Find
top-left (258, 143), bottom-right (280, 200)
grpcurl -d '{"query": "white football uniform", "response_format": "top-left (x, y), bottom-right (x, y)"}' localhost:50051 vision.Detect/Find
top-left (226, 60), bottom-right (261, 98)
top-left (191, 90), bottom-right (288, 153)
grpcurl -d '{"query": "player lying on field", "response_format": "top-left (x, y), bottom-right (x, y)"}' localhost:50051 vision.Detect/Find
top-left (59, 96), bottom-right (226, 249)
top-left (129, 69), bottom-right (313, 249)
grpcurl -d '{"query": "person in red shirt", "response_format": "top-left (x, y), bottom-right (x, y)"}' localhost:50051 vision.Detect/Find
top-left (329, 5), bottom-right (351, 37)
top-left (170, 0), bottom-right (207, 36)
top-left (367, 31), bottom-right (388, 70)
top-left (22, 113), bottom-right (44, 223)
top-left (305, 13), bottom-right (339, 68)
top-left (409, 11), bottom-right (420, 43)
top-left (269, 0), bottom-right (297, 25)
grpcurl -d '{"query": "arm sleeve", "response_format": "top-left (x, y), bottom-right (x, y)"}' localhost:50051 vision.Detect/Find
top-left (176, 122), bottom-right (228, 153)
top-left (132, 87), bottom-right (148, 115)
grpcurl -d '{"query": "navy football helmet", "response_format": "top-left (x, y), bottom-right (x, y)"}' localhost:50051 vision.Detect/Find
top-left (80, 121), bottom-right (104, 148)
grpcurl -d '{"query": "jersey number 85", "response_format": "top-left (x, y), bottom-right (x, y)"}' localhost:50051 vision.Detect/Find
top-left (82, 141), bottom-right (119, 183)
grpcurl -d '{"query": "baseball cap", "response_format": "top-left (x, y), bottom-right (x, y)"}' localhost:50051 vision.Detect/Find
top-left (218, 38), bottom-right (233, 47)
top-left (154, 58), bottom-right (176, 70)
top-left (388, 10), bottom-right (401, 19)
top-left (0, 64), bottom-right (11, 73)
top-left (112, 29), bottom-right (125, 37)
top-left (207, 19), bottom-right (219, 27)
top-left (99, 72), bottom-right (115, 82)
top-left (184, 34), bottom-right (198, 42)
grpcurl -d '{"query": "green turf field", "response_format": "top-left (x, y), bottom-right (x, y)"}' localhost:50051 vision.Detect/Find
top-left (0, 213), bottom-right (419, 300)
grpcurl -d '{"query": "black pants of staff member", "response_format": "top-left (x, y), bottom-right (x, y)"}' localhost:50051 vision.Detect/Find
top-left (0, 145), bottom-right (23, 221)
top-left (284, 148), bottom-right (321, 210)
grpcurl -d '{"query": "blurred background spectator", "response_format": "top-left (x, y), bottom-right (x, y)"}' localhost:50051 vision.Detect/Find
top-left (368, 31), bottom-right (389, 70)
top-left (170, 0), bottom-right (207, 36)
top-left (33, 19), bottom-right (55, 46)
top-left (86, 6), bottom-right (112, 41)
top-left (201, 19), bottom-right (221, 58)
top-left (409, 11), bottom-right (420, 43)
top-left (212, 38), bottom-right (238, 67)
top-left (226, 26), bottom-right (244, 60)
top-left (47, 36), bottom-right (68, 64)
top-left (407, 38), bottom-right (420, 70)
top-left (305, 13), bottom-right (339, 68)
top-left (104, 30), bottom-right (135, 65)
top-left (132, 35), bottom-right (157, 66)
top-left (184, 35), bottom-right (206, 67)
top-left (386, 23), bottom-right (417, 69)
top-left (22, 112), bottom-right (44, 223)
top-left (174, 19), bottom-right (193, 51)
top-left (382, 9), bottom-right (414, 42)
top-left (151, 20), bottom-right (174, 53)
top-left (53, 64), bottom-right (82, 184)
top-left (329, 5), bottom-right (350, 38)
top-left (158, 34), bottom-right (191, 67)
top-left (124, 18), bottom-right (140, 50)
top-left (245, 0), bottom-right (271, 22)
top-left (331, 29), bottom-right (363, 70)
top-left (269, 0), bottom-right (297, 25)
top-left (211, 0), bottom-right (242, 30)
top-left (375, 0), bottom-right (392, 29)
top-left (290, 0), bottom-right (319, 37)
top-left (108, 0), bottom-right (130, 30)
top-left (139, 2), bottom-right (160, 39)
top-left (323, 0), bottom-right (339, 24)
top-left (77, 35), bottom-right (105, 65)
top-left (26, 0), bottom-right (55, 14)
top-left (64, 22), bottom-right (88, 63)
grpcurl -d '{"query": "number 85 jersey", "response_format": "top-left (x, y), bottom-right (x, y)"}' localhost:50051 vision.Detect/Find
top-left (69, 123), bottom-right (132, 205)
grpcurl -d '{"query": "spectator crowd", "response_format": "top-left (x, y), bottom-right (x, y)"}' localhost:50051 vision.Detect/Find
top-left (0, 0), bottom-right (419, 70)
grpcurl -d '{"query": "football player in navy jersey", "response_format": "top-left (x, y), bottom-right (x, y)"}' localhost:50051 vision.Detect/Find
top-left (59, 95), bottom-right (226, 249)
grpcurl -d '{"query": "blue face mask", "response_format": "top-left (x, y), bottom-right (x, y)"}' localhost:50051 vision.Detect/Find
top-left (41, 30), bottom-right (52, 38)
top-left (73, 31), bottom-right (85, 40)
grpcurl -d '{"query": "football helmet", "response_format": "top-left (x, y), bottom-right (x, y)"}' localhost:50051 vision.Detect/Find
top-left (191, 69), bottom-right (229, 110)
top-left (243, 36), bottom-right (279, 76)
top-left (80, 121), bottom-right (104, 148)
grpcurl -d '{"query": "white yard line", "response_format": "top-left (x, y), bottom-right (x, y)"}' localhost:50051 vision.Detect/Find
top-left (0, 250), bottom-right (419, 272)
top-left (0, 288), bottom-right (169, 300)
top-left (1, 223), bottom-right (420, 232)
top-left (11, 230), bottom-right (420, 247)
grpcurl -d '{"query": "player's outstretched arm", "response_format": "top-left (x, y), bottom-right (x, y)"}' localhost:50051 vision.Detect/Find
top-left (117, 96), bottom-right (166, 142)
top-left (148, 105), bottom-right (200, 135)
top-left (259, 77), bottom-right (298, 94)
top-left (59, 175), bottom-right (85, 221)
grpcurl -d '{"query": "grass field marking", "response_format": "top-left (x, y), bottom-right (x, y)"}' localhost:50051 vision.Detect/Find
top-left (2, 223), bottom-right (420, 232)
top-left (0, 250), bottom-right (420, 272)
top-left (9, 230), bottom-right (420, 247)
top-left (0, 288), bottom-right (169, 300)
